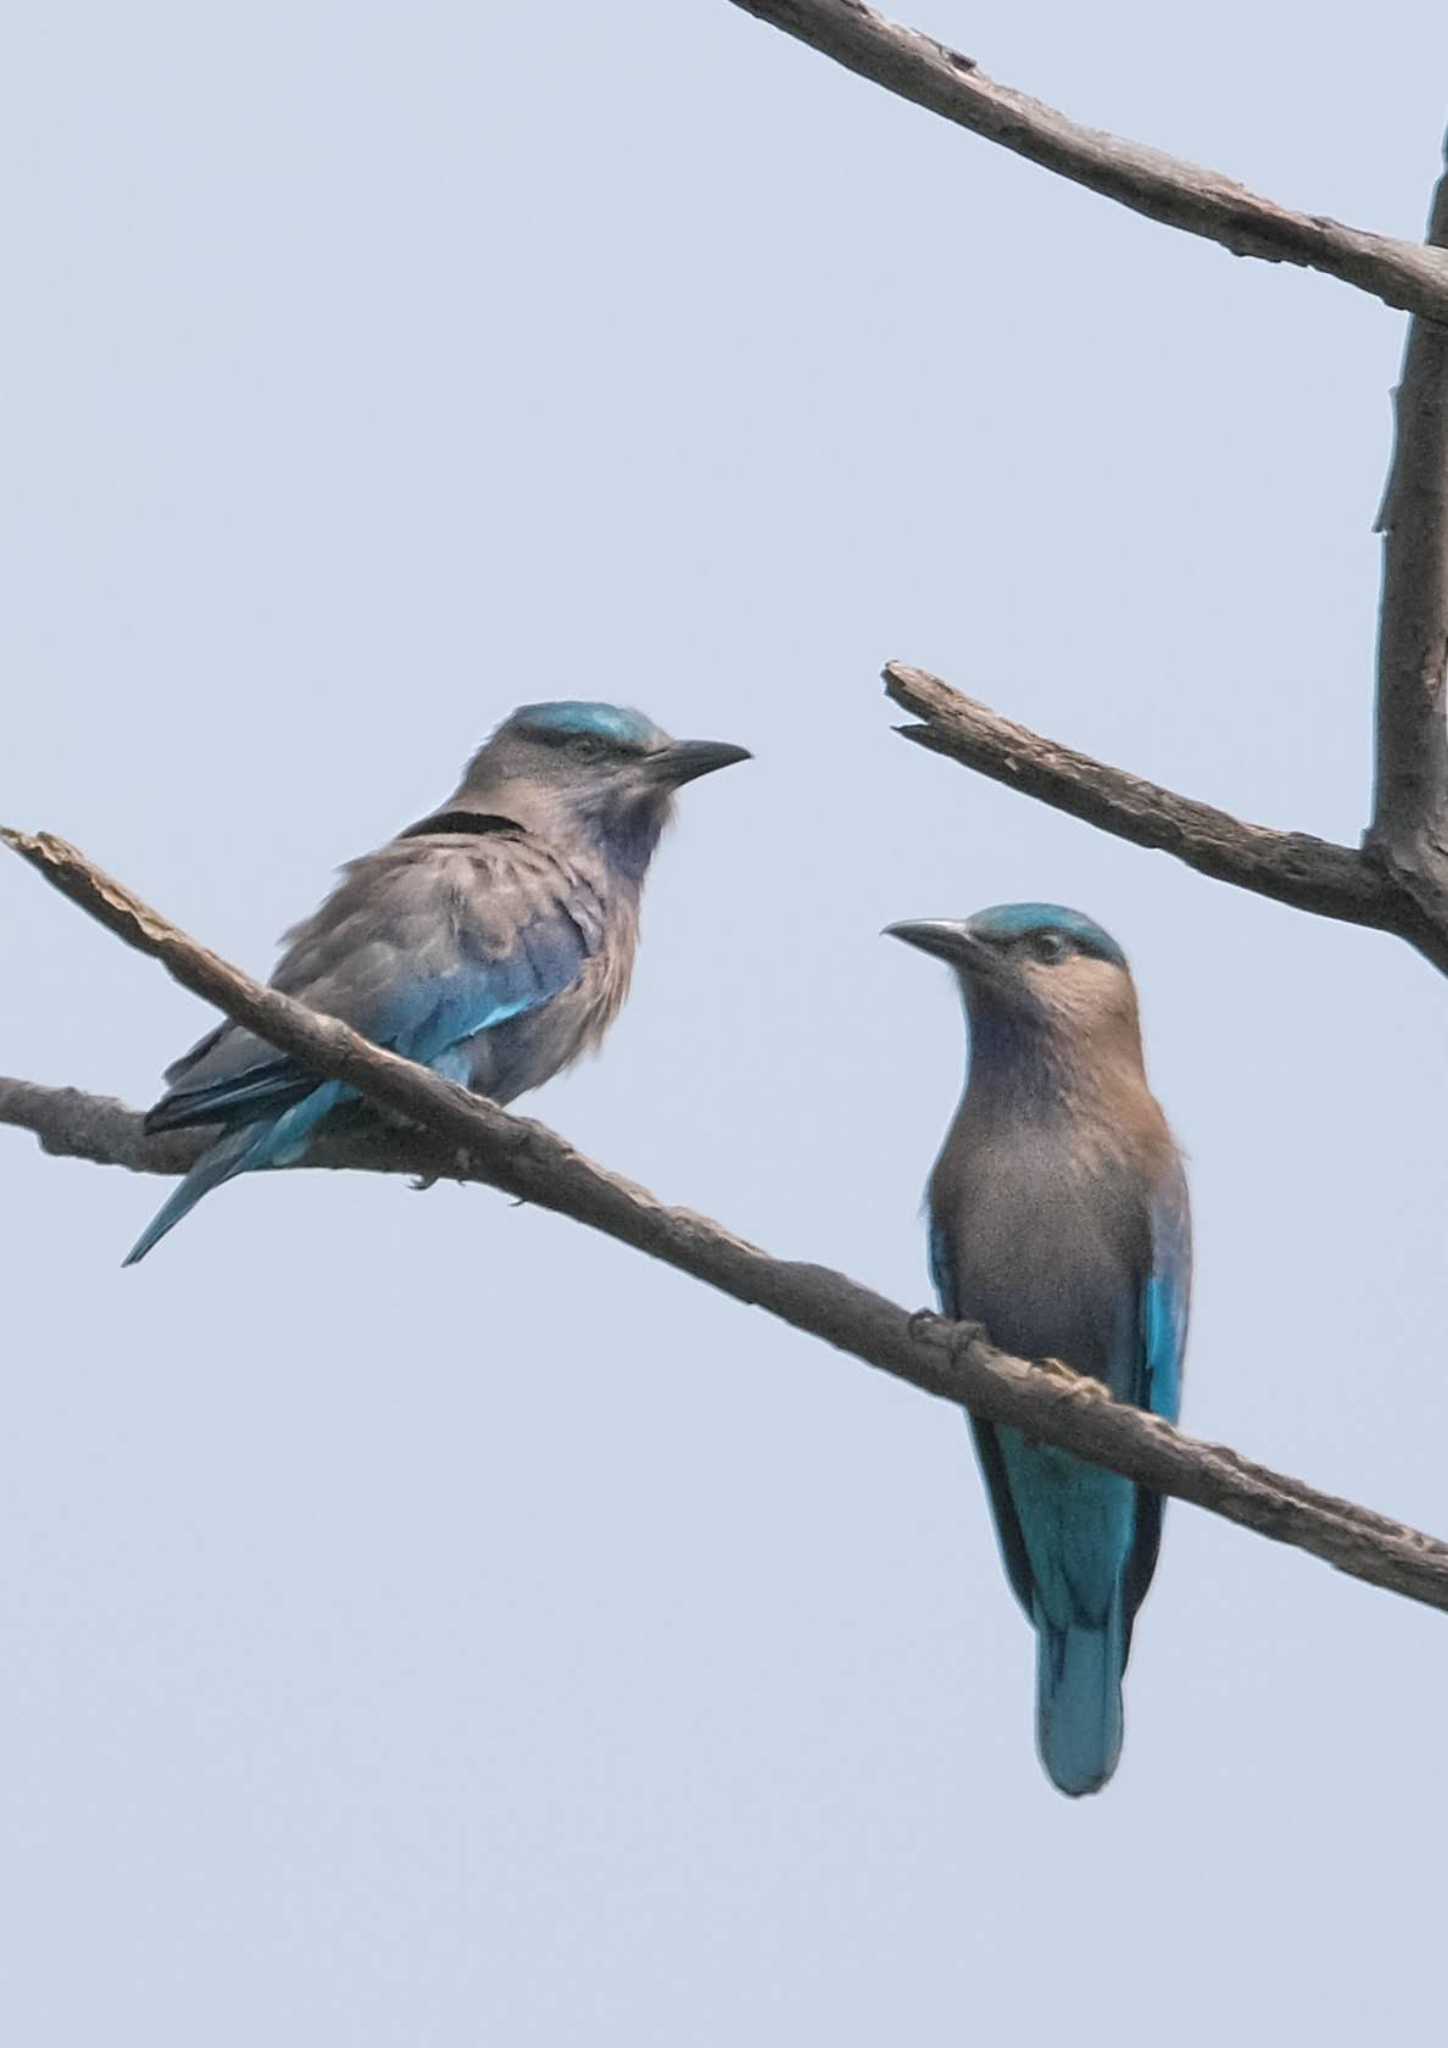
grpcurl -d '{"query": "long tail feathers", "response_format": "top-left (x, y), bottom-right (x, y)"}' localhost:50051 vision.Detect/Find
top-left (122, 1126), bottom-right (263, 1267)
top-left (1035, 1601), bottom-right (1127, 1799)
top-left (123, 1082), bottom-right (349, 1267)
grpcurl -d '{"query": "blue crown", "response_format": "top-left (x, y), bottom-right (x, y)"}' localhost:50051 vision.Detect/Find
top-left (968, 903), bottom-right (1128, 968)
top-left (508, 701), bottom-right (663, 750)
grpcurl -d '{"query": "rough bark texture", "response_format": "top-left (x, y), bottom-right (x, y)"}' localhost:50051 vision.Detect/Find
top-left (723, 2), bottom-right (1448, 981)
top-left (4, 828), bottom-right (1448, 1619)
top-left (0, 1077), bottom-right (450, 1180)
top-left (1372, 150), bottom-right (1448, 921)
top-left (726, 0), bottom-right (1448, 322)
top-left (885, 665), bottom-right (1448, 972)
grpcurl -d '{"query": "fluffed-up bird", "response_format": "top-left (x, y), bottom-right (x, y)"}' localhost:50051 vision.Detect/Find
top-left (124, 700), bottom-right (749, 1265)
top-left (887, 905), bottom-right (1191, 1797)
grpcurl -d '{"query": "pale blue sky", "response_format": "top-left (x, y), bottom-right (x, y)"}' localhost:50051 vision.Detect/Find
top-left (4, 2), bottom-right (1447, 2040)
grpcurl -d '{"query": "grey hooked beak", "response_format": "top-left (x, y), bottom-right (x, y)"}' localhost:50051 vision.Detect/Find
top-left (884, 920), bottom-right (993, 972)
top-left (648, 738), bottom-right (752, 788)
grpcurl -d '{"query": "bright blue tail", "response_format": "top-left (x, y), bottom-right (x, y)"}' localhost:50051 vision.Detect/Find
top-left (122, 1081), bottom-right (348, 1267)
top-left (1035, 1601), bottom-right (1126, 1798)
top-left (122, 1126), bottom-right (264, 1266)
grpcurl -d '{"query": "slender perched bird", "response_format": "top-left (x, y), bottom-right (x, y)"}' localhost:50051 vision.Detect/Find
top-left (887, 905), bottom-right (1190, 1797)
top-left (124, 700), bottom-right (749, 1265)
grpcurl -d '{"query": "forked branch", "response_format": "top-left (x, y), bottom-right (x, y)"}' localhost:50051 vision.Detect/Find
top-left (885, 664), bottom-right (1448, 973)
top-left (735, 4), bottom-right (1448, 975)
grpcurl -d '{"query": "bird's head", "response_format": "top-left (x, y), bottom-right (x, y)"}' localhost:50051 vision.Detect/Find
top-left (886, 903), bottom-right (1141, 1060)
top-left (442, 701), bottom-right (750, 873)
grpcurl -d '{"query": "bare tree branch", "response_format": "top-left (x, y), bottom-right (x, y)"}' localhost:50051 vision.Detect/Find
top-left (5, 824), bottom-right (1448, 1616)
top-left (731, 8), bottom-right (1448, 973)
top-left (726, 0), bottom-right (1448, 323)
top-left (0, 1077), bottom-right (451, 1181)
top-left (885, 664), bottom-right (1448, 971)
top-left (0, 1079), bottom-right (201, 1176)
top-left (1372, 148), bottom-right (1448, 920)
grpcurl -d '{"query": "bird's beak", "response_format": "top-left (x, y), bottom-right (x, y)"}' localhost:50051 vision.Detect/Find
top-left (648, 739), bottom-right (753, 788)
top-left (884, 920), bottom-right (993, 972)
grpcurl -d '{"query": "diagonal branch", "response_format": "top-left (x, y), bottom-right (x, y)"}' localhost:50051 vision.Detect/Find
top-left (735, 7), bottom-right (1448, 971)
top-left (726, 1), bottom-right (1448, 323)
top-left (5, 825), bottom-right (1448, 1616)
top-left (1371, 146), bottom-right (1448, 916)
top-left (885, 663), bottom-right (1448, 972)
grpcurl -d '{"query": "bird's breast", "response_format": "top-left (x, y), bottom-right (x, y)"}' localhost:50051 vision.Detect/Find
top-left (932, 1119), bottom-right (1150, 1389)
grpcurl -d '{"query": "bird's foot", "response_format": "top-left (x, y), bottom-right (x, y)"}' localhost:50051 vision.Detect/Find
top-left (1038, 1356), bottom-right (1112, 1400)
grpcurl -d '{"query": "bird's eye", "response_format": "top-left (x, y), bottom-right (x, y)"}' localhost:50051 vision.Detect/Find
top-left (568, 734), bottom-right (607, 762)
top-left (1029, 930), bottom-right (1068, 964)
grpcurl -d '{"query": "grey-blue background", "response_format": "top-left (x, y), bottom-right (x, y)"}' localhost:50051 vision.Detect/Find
top-left (4, 2), bottom-right (1444, 2039)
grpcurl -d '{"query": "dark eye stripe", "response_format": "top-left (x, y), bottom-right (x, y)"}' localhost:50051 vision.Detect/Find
top-left (531, 728), bottom-right (645, 760)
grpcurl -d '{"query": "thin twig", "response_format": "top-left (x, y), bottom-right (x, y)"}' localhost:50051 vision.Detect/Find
top-left (726, 0), bottom-right (1448, 322)
top-left (884, 664), bottom-right (1448, 970)
top-left (5, 825), bottom-right (1448, 1615)
top-left (1371, 146), bottom-right (1448, 917)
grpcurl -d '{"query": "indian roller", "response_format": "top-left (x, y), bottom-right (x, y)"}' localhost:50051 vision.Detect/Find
top-left (124, 700), bottom-right (749, 1264)
top-left (888, 905), bottom-right (1191, 1797)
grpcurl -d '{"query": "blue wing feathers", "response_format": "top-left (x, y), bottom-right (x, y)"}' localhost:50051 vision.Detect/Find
top-left (1143, 1166), bottom-right (1191, 1425)
top-left (141, 962), bottom-right (554, 1143)
top-left (125, 835), bottom-right (597, 1264)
